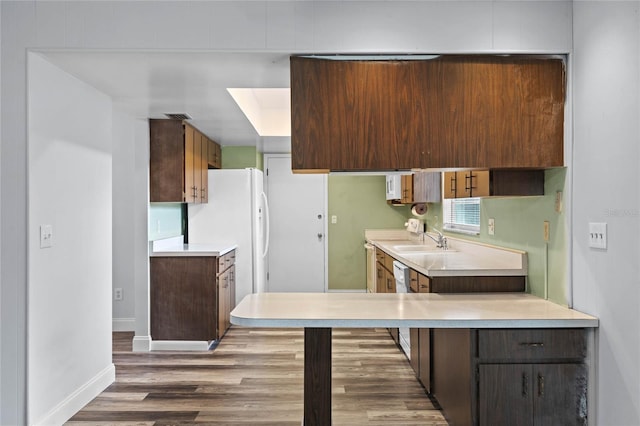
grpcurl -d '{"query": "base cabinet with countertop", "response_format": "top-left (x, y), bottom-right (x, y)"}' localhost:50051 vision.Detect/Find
top-left (150, 248), bottom-right (236, 342)
top-left (433, 328), bottom-right (588, 426)
top-left (369, 234), bottom-right (528, 395)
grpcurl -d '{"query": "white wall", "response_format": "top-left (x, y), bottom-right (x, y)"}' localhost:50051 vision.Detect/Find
top-left (112, 109), bottom-right (137, 329)
top-left (27, 53), bottom-right (114, 425)
top-left (572, 2), bottom-right (640, 425)
top-left (12, 1), bottom-right (637, 424)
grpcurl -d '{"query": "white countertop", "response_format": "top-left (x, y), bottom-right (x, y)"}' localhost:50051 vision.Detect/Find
top-left (231, 293), bottom-right (598, 329)
top-left (372, 235), bottom-right (527, 277)
top-left (150, 236), bottom-right (236, 257)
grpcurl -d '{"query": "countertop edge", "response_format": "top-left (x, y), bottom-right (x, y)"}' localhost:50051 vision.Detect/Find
top-left (150, 244), bottom-right (237, 257)
top-left (231, 315), bottom-right (599, 329)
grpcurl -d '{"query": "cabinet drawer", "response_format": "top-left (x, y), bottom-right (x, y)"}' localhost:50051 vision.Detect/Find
top-left (375, 249), bottom-right (385, 265)
top-left (478, 329), bottom-right (586, 361)
top-left (218, 250), bottom-right (236, 272)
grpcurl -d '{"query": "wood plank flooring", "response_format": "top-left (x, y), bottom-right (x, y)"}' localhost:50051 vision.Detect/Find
top-left (67, 327), bottom-right (448, 425)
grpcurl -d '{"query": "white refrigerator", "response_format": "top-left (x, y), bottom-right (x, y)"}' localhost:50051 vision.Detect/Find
top-left (187, 168), bottom-right (269, 305)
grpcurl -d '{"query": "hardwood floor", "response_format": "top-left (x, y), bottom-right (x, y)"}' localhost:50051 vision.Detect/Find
top-left (67, 327), bottom-right (448, 425)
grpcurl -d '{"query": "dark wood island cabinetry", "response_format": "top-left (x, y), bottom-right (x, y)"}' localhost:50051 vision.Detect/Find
top-left (433, 328), bottom-right (588, 426)
top-left (150, 249), bottom-right (236, 342)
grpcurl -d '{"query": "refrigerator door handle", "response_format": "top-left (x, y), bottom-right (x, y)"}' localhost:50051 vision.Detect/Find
top-left (261, 191), bottom-right (270, 257)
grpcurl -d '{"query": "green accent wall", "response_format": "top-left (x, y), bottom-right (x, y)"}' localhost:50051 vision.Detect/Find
top-left (221, 146), bottom-right (263, 170)
top-left (328, 175), bottom-right (411, 290)
top-left (424, 168), bottom-right (567, 305)
top-left (148, 203), bottom-right (184, 241)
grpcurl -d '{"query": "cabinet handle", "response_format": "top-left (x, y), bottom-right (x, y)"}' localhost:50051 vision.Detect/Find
top-left (387, 278), bottom-right (392, 290)
top-left (538, 373), bottom-right (544, 397)
top-left (465, 174), bottom-right (472, 191)
top-left (519, 342), bottom-right (545, 347)
top-left (377, 269), bottom-right (382, 279)
top-left (522, 372), bottom-right (529, 397)
top-left (201, 187), bottom-right (206, 199)
top-left (192, 186), bottom-right (198, 199)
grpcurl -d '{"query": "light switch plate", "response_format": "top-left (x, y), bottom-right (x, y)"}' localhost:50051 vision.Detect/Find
top-left (40, 224), bottom-right (53, 248)
top-left (589, 222), bottom-right (607, 249)
top-left (488, 218), bottom-right (495, 235)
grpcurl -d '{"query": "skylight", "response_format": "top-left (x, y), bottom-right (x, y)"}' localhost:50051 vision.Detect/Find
top-left (227, 88), bottom-right (291, 137)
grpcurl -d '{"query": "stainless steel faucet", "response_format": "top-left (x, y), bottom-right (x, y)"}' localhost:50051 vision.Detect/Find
top-left (425, 227), bottom-right (448, 249)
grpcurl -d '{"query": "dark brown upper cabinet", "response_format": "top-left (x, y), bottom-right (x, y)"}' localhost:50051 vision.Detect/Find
top-left (290, 55), bottom-right (565, 172)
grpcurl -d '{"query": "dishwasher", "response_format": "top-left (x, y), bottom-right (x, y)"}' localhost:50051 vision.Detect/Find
top-left (392, 260), bottom-right (411, 359)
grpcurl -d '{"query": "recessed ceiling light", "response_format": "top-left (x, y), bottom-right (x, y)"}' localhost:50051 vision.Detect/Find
top-left (227, 88), bottom-right (290, 137)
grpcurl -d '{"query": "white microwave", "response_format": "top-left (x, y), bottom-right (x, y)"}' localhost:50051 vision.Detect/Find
top-left (385, 175), bottom-right (402, 200)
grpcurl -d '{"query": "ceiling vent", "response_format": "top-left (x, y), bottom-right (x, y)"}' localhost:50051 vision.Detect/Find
top-left (164, 113), bottom-right (192, 120)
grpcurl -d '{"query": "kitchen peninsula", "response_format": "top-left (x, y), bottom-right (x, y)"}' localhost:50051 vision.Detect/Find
top-left (150, 236), bottom-right (237, 349)
top-left (231, 293), bottom-right (598, 426)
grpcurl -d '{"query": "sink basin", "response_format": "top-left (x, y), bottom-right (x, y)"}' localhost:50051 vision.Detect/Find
top-left (391, 244), bottom-right (456, 253)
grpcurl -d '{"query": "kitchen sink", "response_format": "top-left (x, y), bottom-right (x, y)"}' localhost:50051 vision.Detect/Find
top-left (391, 245), bottom-right (456, 253)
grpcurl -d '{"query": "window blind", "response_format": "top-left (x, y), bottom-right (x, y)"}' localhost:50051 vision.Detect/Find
top-left (443, 197), bottom-right (481, 233)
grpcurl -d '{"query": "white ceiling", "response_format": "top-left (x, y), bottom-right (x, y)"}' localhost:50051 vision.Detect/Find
top-left (39, 51), bottom-right (293, 147)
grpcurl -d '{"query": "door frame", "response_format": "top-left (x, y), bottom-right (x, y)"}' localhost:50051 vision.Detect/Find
top-left (263, 153), bottom-right (329, 293)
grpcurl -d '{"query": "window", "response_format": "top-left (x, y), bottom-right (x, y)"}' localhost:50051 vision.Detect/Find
top-left (442, 197), bottom-right (481, 235)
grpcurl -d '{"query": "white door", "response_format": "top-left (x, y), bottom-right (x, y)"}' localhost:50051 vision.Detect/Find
top-left (264, 154), bottom-right (327, 292)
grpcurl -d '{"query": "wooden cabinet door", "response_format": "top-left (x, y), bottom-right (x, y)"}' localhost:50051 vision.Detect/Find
top-left (184, 125), bottom-right (198, 203)
top-left (229, 264), bottom-right (236, 311)
top-left (478, 364), bottom-right (533, 426)
top-left (150, 257), bottom-right (217, 341)
top-left (291, 56), bottom-right (564, 171)
top-left (401, 174), bottom-right (413, 204)
top-left (443, 172), bottom-right (457, 199)
top-left (456, 171), bottom-right (473, 198)
top-left (385, 268), bottom-right (396, 293)
top-left (470, 170), bottom-right (490, 197)
top-left (199, 133), bottom-right (208, 203)
top-left (409, 328), bottom-right (420, 374)
top-left (149, 120), bottom-right (185, 202)
top-left (217, 269), bottom-right (230, 339)
top-left (409, 270), bottom-right (419, 293)
top-left (418, 274), bottom-right (431, 293)
top-left (533, 363), bottom-right (587, 426)
top-left (418, 328), bottom-right (431, 393)
top-left (375, 263), bottom-right (386, 293)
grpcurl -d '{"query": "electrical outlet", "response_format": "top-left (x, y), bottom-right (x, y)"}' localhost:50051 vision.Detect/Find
top-left (555, 191), bottom-right (563, 213)
top-left (114, 288), bottom-right (123, 301)
top-left (488, 218), bottom-right (495, 235)
top-left (40, 224), bottom-right (53, 248)
top-left (543, 221), bottom-right (550, 242)
top-left (331, 215), bottom-right (338, 224)
top-left (589, 222), bottom-right (607, 249)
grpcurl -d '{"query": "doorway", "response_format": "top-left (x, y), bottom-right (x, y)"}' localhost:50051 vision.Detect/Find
top-left (263, 154), bottom-right (327, 292)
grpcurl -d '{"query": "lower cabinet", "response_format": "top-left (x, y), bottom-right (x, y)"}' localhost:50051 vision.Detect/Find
top-left (408, 270), bottom-right (525, 394)
top-left (217, 251), bottom-right (236, 339)
top-left (478, 363), bottom-right (587, 426)
top-left (150, 250), bottom-right (236, 342)
top-left (432, 328), bottom-right (588, 426)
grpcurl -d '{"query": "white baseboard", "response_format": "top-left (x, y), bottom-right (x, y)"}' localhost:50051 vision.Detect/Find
top-left (33, 363), bottom-right (115, 426)
top-left (150, 340), bottom-right (209, 351)
top-left (132, 335), bottom-right (151, 352)
top-left (112, 317), bottom-right (135, 331)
